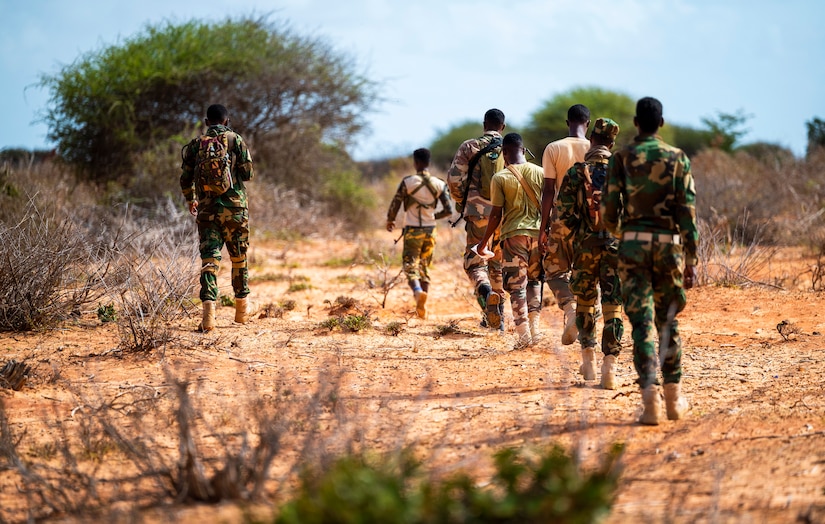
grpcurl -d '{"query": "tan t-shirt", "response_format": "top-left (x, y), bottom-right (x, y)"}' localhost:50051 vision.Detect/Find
top-left (542, 136), bottom-right (590, 194)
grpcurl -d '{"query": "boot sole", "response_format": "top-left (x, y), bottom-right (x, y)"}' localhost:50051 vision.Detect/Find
top-left (485, 293), bottom-right (501, 329)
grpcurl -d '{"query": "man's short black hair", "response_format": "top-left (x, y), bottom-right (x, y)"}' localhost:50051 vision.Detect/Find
top-left (484, 108), bottom-right (505, 128)
top-left (413, 148), bottom-right (431, 165)
top-left (636, 97), bottom-right (663, 133)
top-left (206, 104), bottom-right (229, 122)
top-left (502, 133), bottom-right (523, 148)
top-left (567, 104), bottom-right (590, 124)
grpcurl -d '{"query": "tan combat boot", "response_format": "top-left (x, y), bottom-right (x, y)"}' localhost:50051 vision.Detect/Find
top-left (514, 322), bottom-right (532, 350)
top-left (600, 354), bottom-right (617, 390)
top-left (235, 297), bottom-right (249, 324)
top-left (199, 300), bottom-right (216, 332)
top-left (579, 346), bottom-right (597, 380)
top-left (663, 382), bottom-right (689, 420)
top-left (415, 291), bottom-right (428, 319)
top-left (561, 303), bottom-right (578, 345)
top-left (528, 311), bottom-right (543, 343)
top-left (639, 384), bottom-right (663, 425)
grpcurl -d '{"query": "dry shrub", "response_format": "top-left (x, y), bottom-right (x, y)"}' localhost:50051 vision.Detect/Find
top-left (693, 148), bottom-right (825, 245)
top-left (697, 214), bottom-right (778, 288)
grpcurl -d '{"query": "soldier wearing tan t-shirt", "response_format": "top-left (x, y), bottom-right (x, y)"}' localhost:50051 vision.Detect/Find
top-left (538, 104), bottom-right (591, 346)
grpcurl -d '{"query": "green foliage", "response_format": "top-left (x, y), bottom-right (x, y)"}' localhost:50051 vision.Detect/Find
top-left (275, 444), bottom-right (623, 524)
top-left (668, 124), bottom-right (714, 157)
top-left (701, 109), bottom-right (751, 152)
top-left (385, 321), bottom-right (403, 336)
top-left (39, 16), bottom-right (378, 186)
top-left (806, 116), bottom-right (825, 156)
top-left (96, 303), bottom-right (117, 323)
top-left (522, 86), bottom-right (636, 154)
top-left (429, 120), bottom-right (482, 170)
top-left (219, 295), bottom-right (236, 307)
top-left (321, 164), bottom-right (378, 230)
top-left (287, 282), bottom-right (312, 293)
top-left (341, 314), bottom-right (371, 332)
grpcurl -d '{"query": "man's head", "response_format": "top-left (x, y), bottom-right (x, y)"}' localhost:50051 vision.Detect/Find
top-left (634, 97), bottom-right (664, 134)
top-left (205, 104), bottom-right (229, 126)
top-left (567, 104), bottom-right (591, 125)
top-left (483, 108), bottom-right (506, 132)
top-left (413, 148), bottom-right (431, 171)
top-left (502, 132), bottom-right (525, 164)
top-left (590, 117), bottom-right (620, 147)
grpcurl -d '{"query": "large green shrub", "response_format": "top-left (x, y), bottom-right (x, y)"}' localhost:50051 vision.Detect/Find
top-left (39, 17), bottom-right (378, 186)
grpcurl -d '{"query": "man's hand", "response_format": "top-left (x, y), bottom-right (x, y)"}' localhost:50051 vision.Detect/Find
top-left (188, 201), bottom-right (198, 216)
top-left (386, 221), bottom-right (394, 232)
top-left (684, 265), bottom-right (697, 289)
top-left (539, 230), bottom-right (548, 254)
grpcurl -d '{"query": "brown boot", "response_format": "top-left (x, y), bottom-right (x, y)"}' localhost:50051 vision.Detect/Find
top-left (561, 303), bottom-right (578, 345)
top-left (415, 291), bottom-right (428, 319)
top-left (663, 382), bottom-right (689, 420)
top-left (528, 311), bottom-right (543, 343)
top-left (579, 346), bottom-right (597, 380)
top-left (639, 384), bottom-right (662, 425)
top-left (600, 354), bottom-right (617, 390)
top-left (199, 300), bottom-right (216, 332)
top-left (235, 297), bottom-right (249, 324)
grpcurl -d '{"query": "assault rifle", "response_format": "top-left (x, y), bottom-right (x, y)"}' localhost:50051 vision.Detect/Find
top-left (450, 136), bottom-right (502, 227)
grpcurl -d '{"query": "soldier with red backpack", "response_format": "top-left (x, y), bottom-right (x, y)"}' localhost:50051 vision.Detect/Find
top-left (557, 118), bottom-right (623, 388)
top-left (180, 104), bottom-right (255, 332)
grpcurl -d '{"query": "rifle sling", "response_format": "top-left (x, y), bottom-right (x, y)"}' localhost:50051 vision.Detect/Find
top-left (506, 164), bottom-right (541, 210)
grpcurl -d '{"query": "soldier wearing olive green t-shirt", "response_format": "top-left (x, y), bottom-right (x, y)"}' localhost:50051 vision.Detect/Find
top-left (475, 133), bottom-right (544, 349)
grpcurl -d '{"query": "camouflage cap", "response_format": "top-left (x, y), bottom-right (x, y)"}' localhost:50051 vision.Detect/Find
top-left (592, 118), bottom-right (620, 140)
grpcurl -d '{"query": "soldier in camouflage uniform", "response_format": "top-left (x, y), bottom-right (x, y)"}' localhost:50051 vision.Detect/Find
top-left (475, 133), bottom-right (544, 349)
top-left (447, 109), bottom-right (506, 330)
top-left (602, 97), bottom-right (698, 425)
top-left (387, 148), bottom-right (453, 319)
top-left (180, 104), bottom-right (255, 332)
top-left (557, 118), bottom-right (623, 389)
top-left (539, 105), bottom-right (592, 346)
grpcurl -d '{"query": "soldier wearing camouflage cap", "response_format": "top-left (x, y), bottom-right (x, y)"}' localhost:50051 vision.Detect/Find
top-left (557, 117), bottom-right (624, 389)
top-left (602, 97), bottom-right (698, 425)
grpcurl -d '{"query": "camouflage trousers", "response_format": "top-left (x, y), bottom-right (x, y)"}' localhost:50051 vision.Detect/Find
top-left (542, 216), bottom-right (575, 309)
top-left (402, 226), bottom-right (436, 283)
top-left (571, 239), bottom-right (623, 355)
top-left (197, 206), bottom-right (250, 302)
top-left (464, 216), bottom-right (503, 296)
top-left (501, 236), bottom-right (542, 327)
top-left (618, 236), bottom-right (687, 387)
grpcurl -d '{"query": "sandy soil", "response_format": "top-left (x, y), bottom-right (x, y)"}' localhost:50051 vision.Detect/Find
top-left (1, 227), bottom-right (824, 523)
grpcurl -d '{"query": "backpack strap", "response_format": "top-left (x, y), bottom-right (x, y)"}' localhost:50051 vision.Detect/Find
top-left (506, 164), bottom-right (541, 210)
top-left (407, 173), bottom-right (439, 208)
top-left (451, 136), bottom-right (502, 227)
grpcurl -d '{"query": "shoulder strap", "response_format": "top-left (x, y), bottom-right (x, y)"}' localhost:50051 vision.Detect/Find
top-left (467, 136), bottom-right (502, 188)
top-left (506, 164), bottom-right (541, 210)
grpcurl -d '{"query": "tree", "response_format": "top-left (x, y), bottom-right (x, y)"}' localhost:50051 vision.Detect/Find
top-left (806, 116), bottom-right (825, 156)
top-left (428, 120), bottom-right (482, 171)
top-left (700, 109), bottom-right (751, 152)
top-left (522, 86), bottom-right (637, 155)
top-left (38, 17), bottom-right (379, 186)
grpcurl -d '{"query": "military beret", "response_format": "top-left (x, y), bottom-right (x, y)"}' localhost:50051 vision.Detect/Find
top-left (592, 117), bottom-right (620, 140)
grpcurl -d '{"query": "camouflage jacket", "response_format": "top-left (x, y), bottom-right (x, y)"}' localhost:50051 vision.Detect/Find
top-left (446, 131), bottom-right (503, 218)
top-left (180, 125), bottom-right (255, 210)
top-left (601, 135), bottom-right (698, 266)
top-left (557, 145), bottom-right (617, 248)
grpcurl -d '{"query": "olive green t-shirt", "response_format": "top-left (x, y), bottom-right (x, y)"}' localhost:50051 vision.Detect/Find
top-left (490, 162), bottom-right (544, 240)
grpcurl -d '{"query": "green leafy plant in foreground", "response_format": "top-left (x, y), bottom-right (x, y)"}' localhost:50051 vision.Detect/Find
top-left (275, 443), bottom-right (623, 524)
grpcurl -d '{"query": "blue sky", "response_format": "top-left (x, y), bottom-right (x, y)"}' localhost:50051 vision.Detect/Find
top-left (2, 0), bottom-right (823, 160)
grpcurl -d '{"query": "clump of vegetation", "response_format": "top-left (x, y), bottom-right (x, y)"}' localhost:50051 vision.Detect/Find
top-left (276, 444), bottom-right (623, 524)
top-left (318, 313), bottom-right (371, 333)
top-left (385, 321), bottom-right (403, 336)
top-left (96, 303), bottom-right (117, 323)
top-left (219, 295), bottom-right (236, 307)
top-left (288, 282), bottom-right (313, 293)
top-left (435, 320), bottom-right (461, 337)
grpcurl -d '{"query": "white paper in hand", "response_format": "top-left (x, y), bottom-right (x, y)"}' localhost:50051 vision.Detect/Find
top-left (471, 243), bottom-right (495, 260)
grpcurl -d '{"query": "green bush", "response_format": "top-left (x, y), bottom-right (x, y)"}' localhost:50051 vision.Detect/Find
top-left (275, 444), bottom-right (623, 524)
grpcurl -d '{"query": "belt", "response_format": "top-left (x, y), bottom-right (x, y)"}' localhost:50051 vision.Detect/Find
top-left (622, 231), bottom-right (681, 244)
